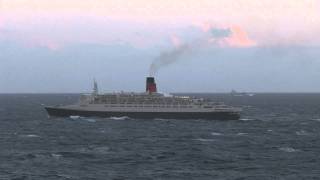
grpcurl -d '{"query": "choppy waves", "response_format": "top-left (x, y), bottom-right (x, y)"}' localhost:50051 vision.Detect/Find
top-left (279, 147), bottom-right (300, 153)
top-left (1, 93), bottom-right (320, 179)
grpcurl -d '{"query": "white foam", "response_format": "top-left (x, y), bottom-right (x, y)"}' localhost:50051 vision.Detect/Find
top-left (240, 118), bottom-right (255, 121)
top-left (211, 132), bottom-right (222, 136)
top-left (51, 153), bottom-right (62, 158)
top-left (84, 119), bottom-right (96, 123)
top-left (296, 130), bottom-right (309, 136)
top-left (154, 118), bottom-right (166, 121)
top-left (109, 116), bottom-right (129, 120)
top-left (20, 134), bottom-right (40, 138)
top-left (236, 132), bottom-right (248, 136)
top-left (154, 118), bottom-right (172, 121)
top-left (279, 147), bottom-right (299, 153)
top-left (70, 116), bottom-right (81, 119)
top-left (193, 138), bottom-right (215, 142)
top-left (311, 118), bottom-right (320, 122)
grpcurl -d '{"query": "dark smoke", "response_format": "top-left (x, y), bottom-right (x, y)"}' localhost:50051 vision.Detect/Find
top-left (210, 28), bottom-right (232, 38)
top-left (149, 44), bottom-right (190, 76)
top-left (149, 27), bottom-right (232, 76)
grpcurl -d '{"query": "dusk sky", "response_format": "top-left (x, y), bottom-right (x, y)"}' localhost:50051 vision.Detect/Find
top-left (0, 0), bottom-right (320, 93)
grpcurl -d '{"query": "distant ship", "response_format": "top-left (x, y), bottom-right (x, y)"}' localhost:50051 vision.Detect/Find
top-left (45, 77), bottom-right (241, 120)
top-left (230, 89), bottom-right (255, 97)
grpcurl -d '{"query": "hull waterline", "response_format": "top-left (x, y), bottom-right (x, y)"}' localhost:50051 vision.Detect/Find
top-left (45, 107), bottom-right (240, 120)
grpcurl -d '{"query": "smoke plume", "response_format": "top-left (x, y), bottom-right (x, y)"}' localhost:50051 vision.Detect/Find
top-left (149, 44), bottom-right (190, 76)
top-left (149, 27), bottom-right (233, 76)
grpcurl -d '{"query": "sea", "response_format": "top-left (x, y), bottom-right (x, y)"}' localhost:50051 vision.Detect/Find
top-left (0, 93), bottom-right (320, 180)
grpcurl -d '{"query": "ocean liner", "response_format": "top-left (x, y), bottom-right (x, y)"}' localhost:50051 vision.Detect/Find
top-left (45, 77), bottom-right (241, 120)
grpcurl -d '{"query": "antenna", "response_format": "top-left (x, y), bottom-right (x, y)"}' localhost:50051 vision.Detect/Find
top-left (92, 78), bottom-right (98, 95)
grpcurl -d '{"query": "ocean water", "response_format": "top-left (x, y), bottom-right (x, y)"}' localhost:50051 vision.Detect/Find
top-left (0, 93), bottom-right (320, 179)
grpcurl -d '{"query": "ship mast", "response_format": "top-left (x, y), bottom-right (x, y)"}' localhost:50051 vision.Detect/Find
top-left (92, 79), bottom-right (99, 95)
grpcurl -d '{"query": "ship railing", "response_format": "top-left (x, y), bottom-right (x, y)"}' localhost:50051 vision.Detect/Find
top-left (91, 101), bottom-right (240, 111)
top-left (102, 103), bottom-right (196, 108)
top-left (212, 107), bottom-right (242, 112)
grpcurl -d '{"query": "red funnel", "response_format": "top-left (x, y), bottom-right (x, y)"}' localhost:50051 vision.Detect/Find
top-left (146, 77), bottom-right (157, 93)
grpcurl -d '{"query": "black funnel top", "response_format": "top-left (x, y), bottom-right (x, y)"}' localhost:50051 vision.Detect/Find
top-left (146, 77), bottom-right (155, 83)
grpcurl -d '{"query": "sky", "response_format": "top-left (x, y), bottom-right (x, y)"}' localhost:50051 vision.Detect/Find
top-left (0, 0), bottom-right (320, 93)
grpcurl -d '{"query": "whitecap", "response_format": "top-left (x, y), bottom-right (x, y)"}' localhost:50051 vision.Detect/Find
top-left (211, 132), bottom-right (222, 136)
top-left (279, 147), bottom-right (299, 153)
top-left (193, 138), bottom-right (215, 142)
top-left (154, 118), bottom-right (169, 121)
top-left (236, 133), bottom-right (248, 136)
top-left (20, 134), bottom-right (40, 138)
top-left (109, 116), bottom-right (130, 120)
top-left (311, 118), bottom-right (320, 122)
top-left (84, 118), bottom-right (96, 123)
top-left (267, 129), bottom-right (273, 132)
top-left (70, 115), bottom-right (81, 119)
top-left (296, 130), bottom-right (309, 136)
top-left (51, 153), bottom-right (62, 158)
top-left (240, 118), bottom-right (255, 121)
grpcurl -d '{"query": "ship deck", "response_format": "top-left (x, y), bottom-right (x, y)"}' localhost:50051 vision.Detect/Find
top-left (50, 104), bottom-right (241, 113)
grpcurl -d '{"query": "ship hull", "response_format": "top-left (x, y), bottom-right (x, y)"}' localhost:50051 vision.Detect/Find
top-left (45, 107), bottom-right (240, 120)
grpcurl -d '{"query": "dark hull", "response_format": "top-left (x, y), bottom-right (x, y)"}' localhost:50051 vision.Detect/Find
top-left (45, 107), bottom-right (240, 120)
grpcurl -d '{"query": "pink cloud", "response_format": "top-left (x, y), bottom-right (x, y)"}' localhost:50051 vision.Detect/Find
top-left (1, 0), bottom-right (319, 48)
top-left (196, 23), bottom-right (257, 48)
top-left (225, 26), bottom-right (256, 47)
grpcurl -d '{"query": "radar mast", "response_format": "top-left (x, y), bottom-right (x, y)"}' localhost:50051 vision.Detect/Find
top-left (92, 79), bottom-right (99, 95)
